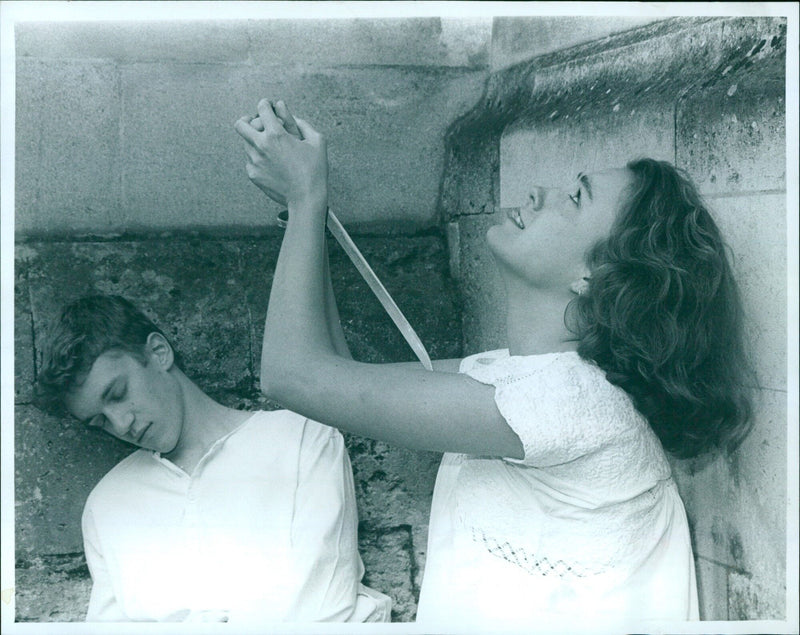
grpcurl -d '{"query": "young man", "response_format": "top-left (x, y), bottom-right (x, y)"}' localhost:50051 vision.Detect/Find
top-left (34, 295), bottom-right (390, 624)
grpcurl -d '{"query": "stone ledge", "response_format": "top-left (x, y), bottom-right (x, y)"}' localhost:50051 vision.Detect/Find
top-left (441, 16), bottom-right (786, 219)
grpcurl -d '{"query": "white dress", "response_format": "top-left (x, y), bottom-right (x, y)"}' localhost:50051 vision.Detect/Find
top-left (417, 350), bottom-right (698, 630)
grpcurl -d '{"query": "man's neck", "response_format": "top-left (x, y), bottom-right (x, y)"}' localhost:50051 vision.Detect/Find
top-left (164, 373), bottom-right (251, 474)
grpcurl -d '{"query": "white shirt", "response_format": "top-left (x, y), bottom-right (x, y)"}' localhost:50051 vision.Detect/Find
top-left (81, 410), bottom-right (390, 624)
top-left (417, 350), bottom-right (698, 630)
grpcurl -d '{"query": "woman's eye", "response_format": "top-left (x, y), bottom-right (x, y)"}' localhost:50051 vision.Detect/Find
top-left (569, 189), bottom-right (582, 207)
top-left (111, 384), bottom-right (127, 402)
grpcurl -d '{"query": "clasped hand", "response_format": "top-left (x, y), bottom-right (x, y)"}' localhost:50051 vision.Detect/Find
top-left (234, 99), bottom-right (328, 210)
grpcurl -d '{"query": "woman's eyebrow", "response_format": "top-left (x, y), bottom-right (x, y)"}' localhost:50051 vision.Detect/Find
top-left (577, 172), bottom-right (593, 200)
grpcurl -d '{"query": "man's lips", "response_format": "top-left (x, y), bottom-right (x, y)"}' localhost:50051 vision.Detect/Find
top-left (132, 422), bottom-right (152, 444)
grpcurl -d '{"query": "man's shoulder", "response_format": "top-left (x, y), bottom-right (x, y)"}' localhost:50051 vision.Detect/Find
top-left (84, 449), bottom-right (158, 508)
top-left (237, 409), bottom-right (341, 444)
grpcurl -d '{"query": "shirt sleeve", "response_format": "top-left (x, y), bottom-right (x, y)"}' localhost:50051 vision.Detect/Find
top-left (463, 352), bottom-right (634, 467)
top-left (282, 419), bottom-right (365, 622)
top-left (82, 502), bottom-right (127, 621)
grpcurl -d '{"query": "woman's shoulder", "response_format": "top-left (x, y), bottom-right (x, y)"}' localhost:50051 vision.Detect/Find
top-left (461, 349), bottom-right (607, 391)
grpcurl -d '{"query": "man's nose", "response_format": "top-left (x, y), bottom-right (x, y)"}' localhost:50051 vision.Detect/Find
top-left (105, 407), bottom-right (134, 436)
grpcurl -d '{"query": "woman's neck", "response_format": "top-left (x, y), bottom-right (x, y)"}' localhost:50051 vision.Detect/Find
top-left (504, 277), bottom-right (578, 356)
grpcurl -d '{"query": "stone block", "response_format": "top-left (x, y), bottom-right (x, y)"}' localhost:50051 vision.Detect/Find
top-left (15, 554), bottom-right (91, 623)
top-left (25, 241), bottom-right (253, 393)
top-left (247, 18), bottom-right (489, 69)
top-left (671, 388), bottom-right (787, 621)
top-left (358, 525), bottom-right (416, 622)
top-left (118, 62), bottom-right (258, 231)
top-left (499, 103), bottom-right (675, 208)
top-left (16, 21), bottom-right (250, 63)
top-left (708, 194), bottom-right (787, 391)
top-left (491, 16), bottom-right (662, 71)
top-left (729, 569), bottom-right (785, 621)
top-left (15, 246), bottom-right (36, 403)
top-left (677, 75), bottom-right (785, 195)
top-left (15, 58), bottom-right (121, 235)
top-left (117, 63), bottom-right (485, 233)
top-left (15, 405), bottom-right (132, 557)
top-left (346, 437), bottom-right (439, 531)
top-left (694, 556), bottom-right (729, 620)
top-left (455, 212), bottom-right (507, 355)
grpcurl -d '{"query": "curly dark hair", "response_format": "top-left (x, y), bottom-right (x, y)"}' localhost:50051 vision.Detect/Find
top-left (35, 295), bottom-right (181, 417)
top-left (568, 158), bottom-right (754, 459)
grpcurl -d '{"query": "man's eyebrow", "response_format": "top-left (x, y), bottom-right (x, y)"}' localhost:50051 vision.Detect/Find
top-left (578, 172), bottom-right (593, 200)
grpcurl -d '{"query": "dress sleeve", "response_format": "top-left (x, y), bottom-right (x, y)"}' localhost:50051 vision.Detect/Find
top-left (82, 503), bottom-right (127, 621)
top-left (463, 352), bottom-right (635, 467)
top-left (284, 419), bottom-right (390, 622)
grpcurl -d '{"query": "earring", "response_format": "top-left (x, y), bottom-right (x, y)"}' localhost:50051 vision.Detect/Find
top-left (570, 277), bottom-right (590, 296)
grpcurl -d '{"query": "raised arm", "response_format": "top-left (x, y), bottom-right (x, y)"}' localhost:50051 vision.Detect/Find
top-left (234, 100), bottom-right (522, 459)
top-left (242, 103), bottom-right (351, 359)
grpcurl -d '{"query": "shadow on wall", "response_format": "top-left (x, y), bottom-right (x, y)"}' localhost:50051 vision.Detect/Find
top-left (440, 16), bottom-right (788, 621)
top-left (14, 233), bottom-right (461, 622)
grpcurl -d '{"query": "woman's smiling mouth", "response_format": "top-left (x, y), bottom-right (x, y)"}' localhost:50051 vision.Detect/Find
top-left (506, 207), bottom-right (525, 229)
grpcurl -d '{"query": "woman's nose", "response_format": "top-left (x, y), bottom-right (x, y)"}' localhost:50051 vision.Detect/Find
top-left (529, 186), bottom-right (545, 211)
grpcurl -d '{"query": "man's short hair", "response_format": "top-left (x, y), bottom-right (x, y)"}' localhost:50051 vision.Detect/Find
top-left (35, 295), bottom-right (180, 416)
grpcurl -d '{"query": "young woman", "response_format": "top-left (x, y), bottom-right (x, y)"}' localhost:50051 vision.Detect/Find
top-left (234, 99), bottom-right (753, 628)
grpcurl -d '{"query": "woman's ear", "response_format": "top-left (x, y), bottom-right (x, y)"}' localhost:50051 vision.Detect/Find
top-left (569, 266), bottom-right (591, 296)
top-left (145, 332), bottom-right (175, 370)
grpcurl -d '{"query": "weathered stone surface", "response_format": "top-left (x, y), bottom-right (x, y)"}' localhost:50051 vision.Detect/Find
top-left (16, 58), bottom-right (121, 235)
top-left (693, 556), bottom-right (729, 620)
top-left (358, 525), bottom-right (416, 622)
top-left (116, 63), bottom-right (485, 231)
top-left (25, 241), bottom-right (254, 393)
top-left (15, 21), bottom-right (488, 237)
top-left (677, 76), bottom-right (785, 194)
top-left (15, 405), bottom-right (132, 557)
top-left (729, 569), bottom-right (785, 620)
top-left (708, 194), bottom-right (787, 392)
top-left (16, 21), bottom-right (251, 63)
top-left (491, 16), bottom-right (661, 71)
top-left (16, 18), bottom-right (491, 68)
top-left (15, 246), bottom-right (35, 403)
top-left (248, 18), bottom-right (490, 69)
top-left (14, 556), bottom-right (92, 623)
top-left (500, 103), bottom-right (675, 207)
top-left (671, 387), bottom-right (787, 620)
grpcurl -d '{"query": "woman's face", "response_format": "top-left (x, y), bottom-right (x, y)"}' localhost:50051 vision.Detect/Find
top-left (487, 168), bottom-right (634, 290)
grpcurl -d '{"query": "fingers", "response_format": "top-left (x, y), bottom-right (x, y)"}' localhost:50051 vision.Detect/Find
top-left (256, 98), bottom-right (284, 133)
top-left (250, 115), bottom-right (265, 132)
top-left (293, 117), bottom-right (320, 141)
top-left (273, 100), bottom-right (303, 139)
top-left (233, 116), bottom-right (260, 147)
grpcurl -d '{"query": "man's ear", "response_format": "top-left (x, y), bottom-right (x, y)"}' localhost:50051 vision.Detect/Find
top-left (145, 332), bottom-right (175, 370)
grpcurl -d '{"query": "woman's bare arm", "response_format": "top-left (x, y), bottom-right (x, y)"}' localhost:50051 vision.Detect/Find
top-left (235, 100), bottom-right (523, 459)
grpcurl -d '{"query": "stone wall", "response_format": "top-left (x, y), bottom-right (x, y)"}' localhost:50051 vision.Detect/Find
top-left (443, 16), bottom-right (789, 622)
top-left (11, 13), bottom-right (794, 627)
